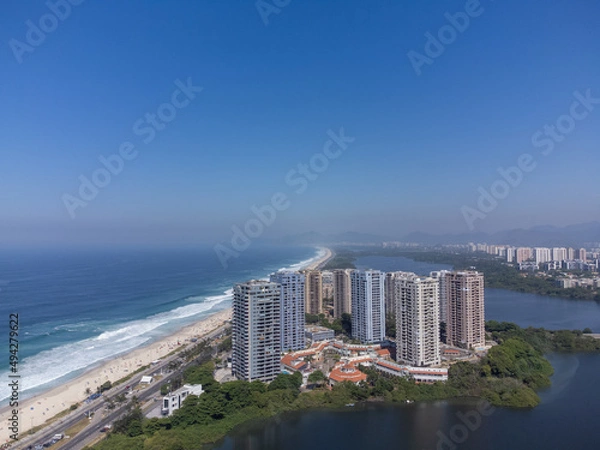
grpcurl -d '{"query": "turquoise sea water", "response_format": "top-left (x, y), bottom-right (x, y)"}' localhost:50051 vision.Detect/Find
top-left (0, 245), bottom-right (322, 404)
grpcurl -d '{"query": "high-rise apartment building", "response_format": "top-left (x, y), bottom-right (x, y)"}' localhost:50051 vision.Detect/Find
top-left (430, 270), bottom-right (451, 324)
top-left (446, 271), bottom-right (485, 350)
top-left (552, 247), bottom-right (567, 262)
top-left (506, 247), bottom-right (515, 263)
top-left (232, 280), bottom-right (281, 382)
top-left (534, 247), bottom-right (552, 264)
top-left (269, 271), bottom-right (306, 352)
top-left (321, 270), bottom-right (334, 299)
top-left (350, 270), bottom-right (385, 344)
top-left (567, 248), bottom-right (575, 260)
top-left (302, 270), bottom-right (323, 315)
top-left (384, 272), bottom-right (397, 318)
top-left (516, 247), bottom-right (532, 264)
top-left (395, 272), bottom-right (440, 367)
top-left (578, 248), bottom-right (587, 262)
top-left (333, 269), bottom-right (352, 318)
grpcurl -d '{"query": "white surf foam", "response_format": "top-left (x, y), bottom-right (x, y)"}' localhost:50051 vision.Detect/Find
top-left (0, 288), bottom-right (233, 403)
top-left (278, 247), bottom-right (327, 272)
top-left (0, 249), bottom-right (319, 403)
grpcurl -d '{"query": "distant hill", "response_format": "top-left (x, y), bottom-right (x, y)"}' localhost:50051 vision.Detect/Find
top-left (491, 222), bottom-right (600, 247)
top-left (401, 222), bottom-right (600, 247)
top-left (279, 231), bottom-right (391, 245)
top-left (279, 222), bottom-right (600, 248)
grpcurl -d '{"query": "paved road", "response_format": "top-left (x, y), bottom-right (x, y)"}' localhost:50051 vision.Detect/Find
top-left (17, 324), bottom-right (229, 450)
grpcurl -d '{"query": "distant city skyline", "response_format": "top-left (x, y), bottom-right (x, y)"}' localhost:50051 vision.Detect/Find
top-left (1, 0), bottom-right (599, 248)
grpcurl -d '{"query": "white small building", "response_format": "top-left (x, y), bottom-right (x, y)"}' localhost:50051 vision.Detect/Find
top-left (305, 325), bottom-right (335, 342)
top-left (161, 384), bottom-right (204, 416)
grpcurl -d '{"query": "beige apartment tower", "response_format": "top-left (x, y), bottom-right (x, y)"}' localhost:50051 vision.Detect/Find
top-left (446, 271), bottom-right (485, 349)
top-left (333, 269), bottom-right (352, 318)
top-left (302, 270), bottom-right (323, 315)
top-left (395, 272), bottom-right (440, 367)
top-left (321, 270), bottom-right (334, 299)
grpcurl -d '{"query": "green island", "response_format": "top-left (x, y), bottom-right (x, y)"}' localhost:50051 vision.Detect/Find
top-left (88, 323), bottom-right (600, 450)
top-left (327, 248), bottom-right (600, 301)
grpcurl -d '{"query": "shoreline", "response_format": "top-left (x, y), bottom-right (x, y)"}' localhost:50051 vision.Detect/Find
top-left (305, 247), bottom-right (333, 271)
top-left (0, 246), bottom-right (333, 444)
top-left (0, 309), bottom-right (233, 444)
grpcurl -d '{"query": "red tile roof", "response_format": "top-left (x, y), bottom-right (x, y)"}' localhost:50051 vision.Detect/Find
top-left (280, 354), bottom-right (307, 371)
top-left (375, 360), bottom-right (404, 372)
top-left (329, 364), bottom-right (368, 384)
top-left (442, 349), bottom-right (461, 354)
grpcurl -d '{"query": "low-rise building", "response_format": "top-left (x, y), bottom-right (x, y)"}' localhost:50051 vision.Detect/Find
top-left (519, 262), bottom-right (539, 272)
top-left (280, 353), bottom-right (310, 374)
top-left (161, 384), bottom-right (204, 416)
top-left (305, 325), bottom-right (335, 342)
top-left (374, 360), bottom-right (448, 383)
top-left (328, 363), bottom-right (368, 386)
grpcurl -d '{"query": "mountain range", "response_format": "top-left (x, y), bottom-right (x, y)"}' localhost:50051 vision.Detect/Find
top-left (280, 222), bottom-right (600, 248)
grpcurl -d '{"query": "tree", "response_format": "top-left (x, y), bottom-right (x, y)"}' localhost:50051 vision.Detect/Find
top-left (385, 315), bottom-right (396, 339)
top-left (341, 313), bottom-right (352, 335)
top-left (220, 380), bottom-right (255, 409)
top-left (197, 391), bottom-right (226, 420)
top-left (305, 313), bottom-right (319, 324)
top-left (184, 362), bottom-right (218, 392)
top-left (268, 372), bottom-right (302, 392)
top-left (218, 336), bottom-right (232, 352)
top-left (308, 370), bottom-right (327, 388)
top-left (112, 407), bottom-right (144, 435)
top-left (144, 432), bottom-right (185, 450)
top-left (127, 420), bottom-right (143, 437)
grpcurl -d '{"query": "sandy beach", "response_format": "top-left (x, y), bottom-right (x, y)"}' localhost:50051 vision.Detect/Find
top-left (0, 309), bottom-right (232, 444)
top-left (0, 247), bottom-right (333, 444)
top-left (305, 247), bottom-right (333, 270)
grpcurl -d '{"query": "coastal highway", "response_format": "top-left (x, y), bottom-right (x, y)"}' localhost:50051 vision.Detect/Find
top-left (17, 323), bottom-right (229, 450)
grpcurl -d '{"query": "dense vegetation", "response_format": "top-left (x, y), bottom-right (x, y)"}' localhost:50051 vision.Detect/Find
top-left (486, 321), bottom-right (600, 353)
top-left (89, 322), bottom-right (600, 450)
top-left (321, 251), bottom-right (356, 270)
top-left (334, 248), bottom-right (600, 301)
top-left (305, 312), bottom-right (352, 337)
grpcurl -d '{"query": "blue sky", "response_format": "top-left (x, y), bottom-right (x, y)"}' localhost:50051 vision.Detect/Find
top-left (1, 0), bottom-right (599, 247)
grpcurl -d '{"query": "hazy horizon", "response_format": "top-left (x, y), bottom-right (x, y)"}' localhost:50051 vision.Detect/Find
top-left (2, 0), bottom-right (599, 248)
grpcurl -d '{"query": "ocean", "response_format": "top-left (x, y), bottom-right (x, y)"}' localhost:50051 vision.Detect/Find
top-left (0, 245), bottom-right (322, 405)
